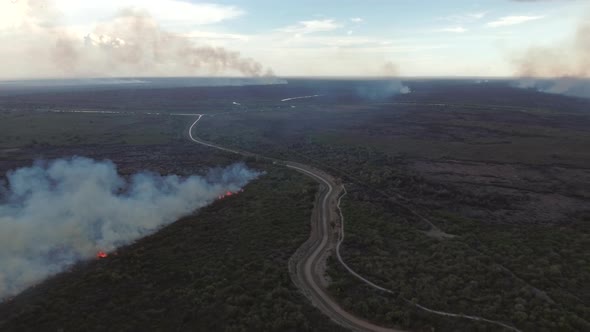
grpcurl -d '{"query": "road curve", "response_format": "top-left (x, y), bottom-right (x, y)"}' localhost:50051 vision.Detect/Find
top-left (285, 164), bottom-right (402, 332)
top-left (188, 115), bottom-right (520, 332)
top-left (188, 115), bottom-right (401, 332)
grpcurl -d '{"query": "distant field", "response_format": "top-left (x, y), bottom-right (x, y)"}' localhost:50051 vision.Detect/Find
top-left (0, 111), bottom-right (188, 147)
top-left (198, 102), bottom-right (590, 167)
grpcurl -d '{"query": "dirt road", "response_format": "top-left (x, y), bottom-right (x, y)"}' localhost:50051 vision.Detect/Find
top-left (188, 115), bottom-right (402, 332)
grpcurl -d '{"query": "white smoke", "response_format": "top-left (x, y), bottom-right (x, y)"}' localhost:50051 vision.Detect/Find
top-left (514, 77), bottom-right (590, 98)
top-left (0, 157), bottom-right (261, 299)
top-left (511, 15), bottom-right (590, 98)
top-left (0, 0), bottom-right (274, 79)
top-left (399, 85), bottom-right (412, 94)
top-left (356, 80), bottom-right (411, 100)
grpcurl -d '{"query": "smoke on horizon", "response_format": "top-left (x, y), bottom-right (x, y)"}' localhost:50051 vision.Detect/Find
top-left (0, 157), bottom-right (261, 299)
top-left (1, 0), bottom-right (275, 79)
top-left (512, 15), bottom-right (590, 97)
top-left (356, 80), bottom-right (411, 100)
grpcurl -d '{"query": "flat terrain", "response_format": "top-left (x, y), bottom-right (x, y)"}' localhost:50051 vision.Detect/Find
top-left (193, 80), bottom-right (590, 331)
top-left (0, 79), bottom-right (589, 331)
top-left (0, 111), bottom-right (187, 147)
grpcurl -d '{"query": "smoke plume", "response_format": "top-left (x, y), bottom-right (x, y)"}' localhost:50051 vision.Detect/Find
top-left (381, 61), bottom-right (400, 77)
top-left (0, 157), bottom-right (261, 299)
top-left (2, 1), bottom-right (273, 78)
top-left (512, 15), bottom-right (590, 97)
top-left (356, 80), bottom-right (411, 100)
top-left (356, 61), bottom-right (412, 98)
top-left (72, 9), bottom-right (271, 77)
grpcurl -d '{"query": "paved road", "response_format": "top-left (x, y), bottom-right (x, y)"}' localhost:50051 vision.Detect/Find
top-left (188, 115), bottom-right (401, 332)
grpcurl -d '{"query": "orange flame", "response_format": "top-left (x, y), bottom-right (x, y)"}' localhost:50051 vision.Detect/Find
top-left (218, 190), bottom-right (240, 200)
top-left (97, 251), bottom-right (108, 259)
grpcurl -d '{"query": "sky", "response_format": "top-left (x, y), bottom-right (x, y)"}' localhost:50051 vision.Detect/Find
top-left (0, 0), bottom-right (588, 78)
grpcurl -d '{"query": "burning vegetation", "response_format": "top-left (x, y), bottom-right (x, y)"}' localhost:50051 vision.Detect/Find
top-left (96, 251), bottom-right (108, 259)
top-left (0, 158), bottom-right (261, 299)
top-left (217, 189), bottom-right (244, 200)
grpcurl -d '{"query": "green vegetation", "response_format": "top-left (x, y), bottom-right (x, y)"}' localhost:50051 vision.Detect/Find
top-left (0, 168), bottom-right (343, 332)
top-left (0, 111), bottom-right (187, 147)
top-left (194, 99), bottom-right (590, 331)
top-left (198, 103), bottom-right (590, 167)
top-left (328, 191), bottom-right (589, 331)
top-left (2, 81), bottom-right (589, 331)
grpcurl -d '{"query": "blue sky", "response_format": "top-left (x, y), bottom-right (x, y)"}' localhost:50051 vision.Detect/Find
top-left (0, 0), bottom-right (588, 78)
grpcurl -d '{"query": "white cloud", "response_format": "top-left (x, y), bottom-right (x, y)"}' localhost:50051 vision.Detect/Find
top-left (437, 26), bottom-right (468, 33)
top-left (467, 12), bottom-right (487, 20)
top-left (0, 0), bottom-right (243, 33)
top-left (486, 15), bottom-right (544, 27)
top-left (185, 30), bottom-right (250, 42)
top-left (279, 19), bottom-right (342, 35)
top-left (265, 33), bottom-right (445, 53)
top-left (441, 11), bottom-right (488, 24)
top-left (55, 0), bottom-right (244, 26)
top-left (350, 17), bottom-right (363, 23)
top-left (0, 1), bottom-right (29, 30)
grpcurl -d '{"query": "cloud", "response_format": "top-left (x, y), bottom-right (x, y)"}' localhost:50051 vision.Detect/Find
top-left (279, 19), bottom-right (342, 35)
top-left (510, 0), bottom-right (573, 2)
top-left (437, 26), bottom-right (468, 33)
top-left (184, 30), bottom-right (250, 42)
top-left (276, 35), bottom-right (393, 48)
top-left (54, 0), bottom-right (243, 26)
top-left (487, 15), bottom-right (544, 27)
top-left (0, 0), bottom-right (243, 32)
top-left (441, 12), bottom-right (488, 24)
top-left (350, 17), bottom-right (363, 23)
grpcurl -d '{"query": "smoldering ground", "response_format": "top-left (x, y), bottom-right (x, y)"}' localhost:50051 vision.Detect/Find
top-left (0, 157), bottom-right (261, 299)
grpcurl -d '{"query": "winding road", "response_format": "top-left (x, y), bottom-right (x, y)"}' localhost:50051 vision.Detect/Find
top-left (188, 114), bottom-right (520, 332)
top-left (189, 114), bottom-right (401, 332)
